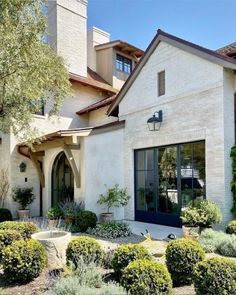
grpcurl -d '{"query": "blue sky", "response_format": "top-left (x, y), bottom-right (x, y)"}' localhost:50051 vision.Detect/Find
top-left (87, 0), bottom-right (236, 51)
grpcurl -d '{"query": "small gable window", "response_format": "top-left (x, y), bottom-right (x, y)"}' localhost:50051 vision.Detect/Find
top-left (158, 71), bottom-right (165, 96)
top-left (116, 54), bottom-right (132, 74)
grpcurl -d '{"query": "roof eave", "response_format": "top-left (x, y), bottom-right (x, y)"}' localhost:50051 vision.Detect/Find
top-left (107, 30), bottom-right (236, 116)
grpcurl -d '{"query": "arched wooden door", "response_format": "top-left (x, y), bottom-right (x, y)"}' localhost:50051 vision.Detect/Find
top-left (51, 152), bottom-right (74, 206)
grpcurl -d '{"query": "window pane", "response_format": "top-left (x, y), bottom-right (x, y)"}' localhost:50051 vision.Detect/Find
top-left (158, 71), bottom-right (165, 96)
top-left (136, 150), bottom-right (145, 170)
top-left (158, 146), bottom-right (178, 214)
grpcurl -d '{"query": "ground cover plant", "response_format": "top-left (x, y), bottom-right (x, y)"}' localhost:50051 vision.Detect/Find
top-left (198, 228), bottom-right (236, 257)
top-left (87, 221), bottom-right (131, 239)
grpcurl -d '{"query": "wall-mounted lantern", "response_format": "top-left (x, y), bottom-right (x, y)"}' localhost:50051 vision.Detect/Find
top-left (19, 162), bottom-right (27, 172)
top-left (147, 110), bottom-right (163, 131)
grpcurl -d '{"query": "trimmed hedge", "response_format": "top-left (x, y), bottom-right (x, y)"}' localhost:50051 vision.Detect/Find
top-left (66, 236), bottom-right (104, 266)
top-left (193, 257), bottom-right (236, 295)
top-left (2, 239), bottom-right (46, 282)
top-left (166, 238), bottom-right (205, 286)
top-left (111, 243), bottom-right (152, 278)
top-left (226, 220), bottom-right (236, 235)
top-left (0, 208), bottom-right (12, 223)
top-left (121, 259), bottom-right (172, 295)
top-left (0, 230), bottom-right (22, 260)
top-left (76, 210), bottom-right (97, 232)
top-left (0, 221), bottom-right (38, 238)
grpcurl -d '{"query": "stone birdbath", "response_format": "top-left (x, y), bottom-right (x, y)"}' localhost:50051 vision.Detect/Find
top-left (31, 230), bottom-right (71, 270)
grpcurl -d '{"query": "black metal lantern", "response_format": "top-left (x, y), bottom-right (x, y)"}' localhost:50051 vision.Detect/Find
top-left (147, 110), bottom-right (163, 131)
top-left (19, 162), bottom-right (27, 172)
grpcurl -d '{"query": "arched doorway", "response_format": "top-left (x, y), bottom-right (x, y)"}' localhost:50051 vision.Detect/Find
top-left (51, 152), bottom-right (74, 206)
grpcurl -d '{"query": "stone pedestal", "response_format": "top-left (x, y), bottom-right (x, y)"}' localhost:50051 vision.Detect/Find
top-left (31, 231), bottom-right (71, 270)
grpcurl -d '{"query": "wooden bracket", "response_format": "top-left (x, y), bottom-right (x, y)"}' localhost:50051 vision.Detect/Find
top-left (29, 151), bottom-right (45, 188)
top-left (63, 145), bottom-right (80, 188)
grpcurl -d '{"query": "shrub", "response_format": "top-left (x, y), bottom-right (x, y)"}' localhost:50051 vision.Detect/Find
top-left (66, 236), bottom-right (104, 266)
top-left (59, 199), bottom-right (84, 218)
top-left (194, 200), bottom-right (222, 227)
top-left (226, 220), bottom-right (236, 234)
top-left (12, 186), bottom-right (35, 209)
top-left (217, 234), bottom-right (236, 257)
top-left (0, 230), bottom-right (22, 260)
top-left (181, 200), bottom-right (222, 227)
top-left (47, 206), bottom-right (63, 219)
top-left (0, 221), bottom-right (38, 238)
top-left (0, 208), bottom-right (12, 222)
top-left (87, 221), bottom-right (131, 239)
top-left (198, 228), bottom-right (226, 252)
top-left (193, 257), bottom-right (236, 295)
top-left (76, 210), bottom-right (97, 232)
top-left (198, 229), bottom-right (236, 257)
top-left (2, 239), bottom-right (46, 282)
top-left (166, 238), bottom-right (205, 286)
top-left (121, 259), bottom-right (172, 295)
top-left (111, 243), bottom-right (152, 278)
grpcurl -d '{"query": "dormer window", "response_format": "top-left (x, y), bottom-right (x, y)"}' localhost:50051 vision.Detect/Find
top-left (116, 54), bottom-right (132, 74)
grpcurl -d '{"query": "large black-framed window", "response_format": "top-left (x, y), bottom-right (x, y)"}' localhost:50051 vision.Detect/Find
top-left (116, 54), bottom-right (132, 74)
top-left (134, 141), bottom-right (205, 225)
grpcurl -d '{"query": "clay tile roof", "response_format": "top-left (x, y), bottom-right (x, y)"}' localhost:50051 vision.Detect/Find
top-left (77, 95), bottom-right (117, 115)
top-left (95, 40), bottom-right (144, 58)
top-left (216, 42), bottom-right (236, 57)
top-left (69, 67), bottom-right (118, 94)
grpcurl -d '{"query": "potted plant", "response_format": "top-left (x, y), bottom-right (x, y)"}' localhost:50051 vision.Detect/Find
top-left (180, 205), bottom-right (201, 240)
top-left (47, 206), bottom-right (63, 227)
top-left (12, 187), bottom-right (35, 219)
top-left (97, 184), bottom-right (131, 222)
top-left (59, 199), bottom-right (83, 225)
top-left (193, 199), bottom-right (222, 232)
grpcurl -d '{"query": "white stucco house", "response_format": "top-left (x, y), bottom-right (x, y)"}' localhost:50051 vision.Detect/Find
top-left (1, 0), bottom-right (236, 227)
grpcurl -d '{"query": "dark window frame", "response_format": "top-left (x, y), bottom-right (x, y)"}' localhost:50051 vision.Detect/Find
top-left (116, 54), bottom-right (132, 74)
top-left (134, 140), bottom-right (206, 216)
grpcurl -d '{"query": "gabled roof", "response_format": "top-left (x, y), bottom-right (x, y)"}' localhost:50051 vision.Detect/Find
top-left (216, 42), bottom-right (236, 57)
top-left (69, 67), bottom-right (118, 95)
top-left (107, 29), bottom-right (236, 116)
top-left (95, 40), bottom-right (144, 58)
top-left (77, 95), bottom-right (116, 115)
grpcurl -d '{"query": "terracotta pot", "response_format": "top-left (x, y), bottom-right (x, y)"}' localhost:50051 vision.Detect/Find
top-left (64, 216), bottom-right (75, 225)
top-left (100, 213), bottom-right (113, 222)
top-left (182, 225), bottom-right (200, 240)
top-left (18, 209), bottom-right (29, 220)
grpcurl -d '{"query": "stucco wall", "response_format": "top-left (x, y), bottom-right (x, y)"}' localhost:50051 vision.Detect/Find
top-left (83, 127), bottom-right (124, 220)
top-left (118, 40), bottom-right (234, 225)
top-left (88, 106), bottom-right (118, 126)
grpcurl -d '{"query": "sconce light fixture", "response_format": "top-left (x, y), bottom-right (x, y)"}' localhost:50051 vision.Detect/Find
top-left (19, 162), bottom-right (27, 173)
top-left (147, 110), bottom-right (163, 131)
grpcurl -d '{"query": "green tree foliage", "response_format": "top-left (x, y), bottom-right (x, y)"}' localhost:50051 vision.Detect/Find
top-left (0, 0), bottom-right (71, 142)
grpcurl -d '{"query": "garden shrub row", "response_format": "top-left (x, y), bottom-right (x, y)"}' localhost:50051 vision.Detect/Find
top-left (0, 221), bottom-right (38, 238)
top-left (0, 208), bottom-right (12, 223)
top-left (226, 220), bottom-right (236, 234)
